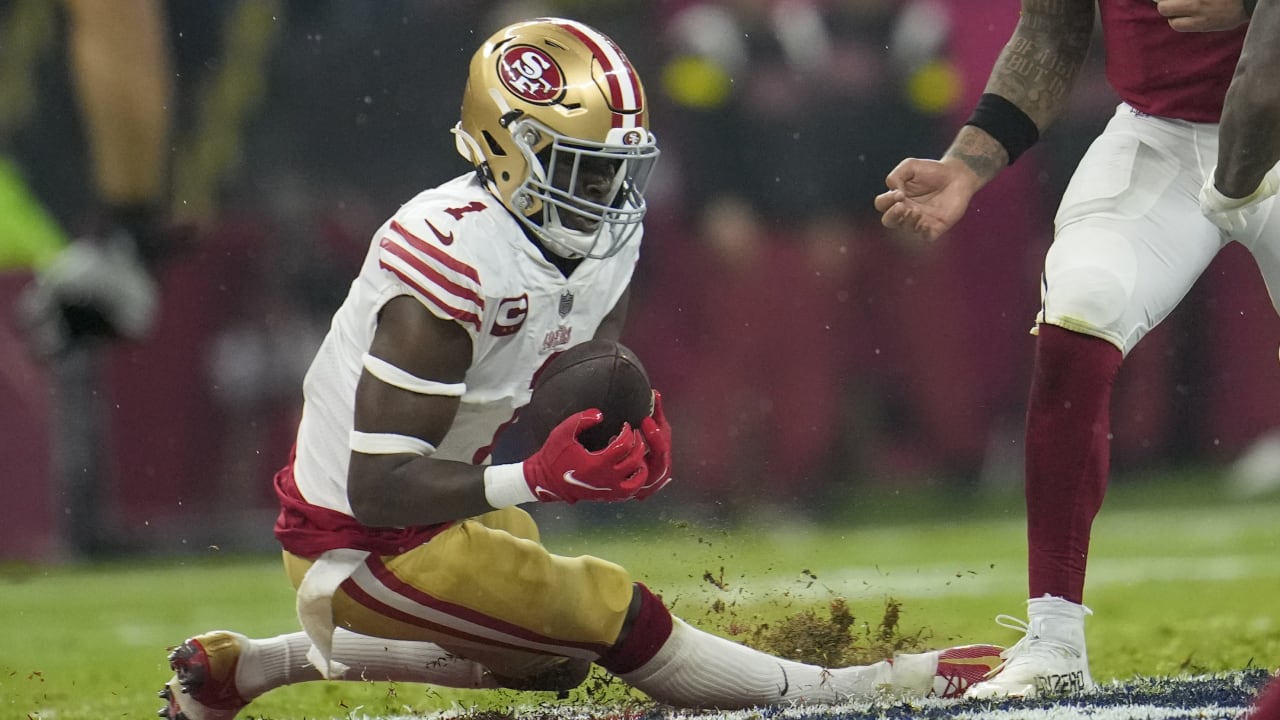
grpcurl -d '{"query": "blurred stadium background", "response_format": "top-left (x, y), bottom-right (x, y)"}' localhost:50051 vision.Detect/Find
top-left (3, 0), bottom-right (1280, 565)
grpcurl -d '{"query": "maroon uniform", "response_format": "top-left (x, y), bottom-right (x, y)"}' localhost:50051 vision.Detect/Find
top-left (1099, 0), bottom-right (1245, 122)
top-left (877, 0), bottom-right (1280, 703)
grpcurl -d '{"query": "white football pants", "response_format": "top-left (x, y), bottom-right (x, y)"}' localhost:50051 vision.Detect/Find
top-left (1039, 102), bottom-right (1280, 355)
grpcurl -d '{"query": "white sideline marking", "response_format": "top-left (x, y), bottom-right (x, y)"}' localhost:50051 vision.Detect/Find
top-left (655, 554), bottom-right (1280, 602)
top-left (644, 506), bottom-right (1280, 601)
top-left (840, 553), bottom-right (1280, 598)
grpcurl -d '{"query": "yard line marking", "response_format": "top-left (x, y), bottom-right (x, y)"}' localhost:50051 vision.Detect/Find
top-left (647, 555), bottom-right (1280, 601)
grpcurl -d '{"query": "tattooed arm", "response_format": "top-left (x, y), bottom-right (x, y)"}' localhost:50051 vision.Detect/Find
top-left (949, 0), bottom-right (1096, 181)
top-left (875, 0), bottom-right (1096, 241)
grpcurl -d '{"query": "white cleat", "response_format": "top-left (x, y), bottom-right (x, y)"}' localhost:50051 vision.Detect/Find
top-left (964, 596), bottom-right (1095, 699)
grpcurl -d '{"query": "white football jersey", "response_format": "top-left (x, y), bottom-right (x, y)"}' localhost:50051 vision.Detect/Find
top-left (292, 173), bottom-right (639, 516)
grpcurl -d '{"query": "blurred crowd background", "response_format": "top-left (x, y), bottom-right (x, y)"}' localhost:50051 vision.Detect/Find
top-left (3, 0), bottom-right (1280, 562)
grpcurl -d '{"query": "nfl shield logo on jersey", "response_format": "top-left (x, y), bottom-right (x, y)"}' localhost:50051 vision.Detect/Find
top-left (558, 290), bottom-right (574, 318)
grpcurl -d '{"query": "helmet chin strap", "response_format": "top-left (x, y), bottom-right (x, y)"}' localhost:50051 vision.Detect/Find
top-left (452, 124), bottom-right (496, 187)
top-left (451, 123), bottom-right (483, 164)
top-left (530, 204), bottom-right (596, 259)
top-left (540, 239), bottom-right (584, 260)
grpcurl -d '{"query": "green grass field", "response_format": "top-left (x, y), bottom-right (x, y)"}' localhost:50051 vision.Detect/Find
top-left (3, 471), bottom-right (1278, 719)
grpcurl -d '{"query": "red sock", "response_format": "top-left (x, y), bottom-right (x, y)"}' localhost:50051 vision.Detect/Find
top-left (1024, 325), bottom-right (1122, 604)
top-left (597, 583), bottom-right (673, 675)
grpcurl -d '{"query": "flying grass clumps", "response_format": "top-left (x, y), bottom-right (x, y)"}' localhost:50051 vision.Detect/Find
top-left (725, 597), bottom-right (929, 668)
top-left (685, 564), bottom-right (932, 668)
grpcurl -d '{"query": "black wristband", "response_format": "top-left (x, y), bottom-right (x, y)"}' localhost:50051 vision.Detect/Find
top-left (964, 93), bottom-right (1040, 164)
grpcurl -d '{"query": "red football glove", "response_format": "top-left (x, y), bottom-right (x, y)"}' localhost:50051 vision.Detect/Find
top-left (522, 409), bottom-right (649, 503)
top-left (635, 390), bottom-right (673, 500)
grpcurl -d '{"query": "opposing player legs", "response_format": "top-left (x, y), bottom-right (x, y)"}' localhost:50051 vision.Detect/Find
top-left (1032, 107), bottom-right (1227, 602)
top-left (970, 107), bottom-right (1228, 699)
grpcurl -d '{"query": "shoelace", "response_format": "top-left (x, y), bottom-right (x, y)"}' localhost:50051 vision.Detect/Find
top-left (989, 614), bottom-right (1084, 673)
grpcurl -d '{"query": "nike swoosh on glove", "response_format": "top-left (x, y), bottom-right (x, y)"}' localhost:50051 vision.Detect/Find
top-left (1199, 167), bottom-right (1280, 235)
top-left (522, 409), bottom-right (648, 503)
top-left (635, 390), bottom-right (673, 500)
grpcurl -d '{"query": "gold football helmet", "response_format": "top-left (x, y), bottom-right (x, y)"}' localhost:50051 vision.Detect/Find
top-left (454, 18), bottom-right (659, 259)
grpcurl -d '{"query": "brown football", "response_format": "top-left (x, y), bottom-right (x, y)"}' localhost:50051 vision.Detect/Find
top-left (522, 338), bottom-right (653, 451)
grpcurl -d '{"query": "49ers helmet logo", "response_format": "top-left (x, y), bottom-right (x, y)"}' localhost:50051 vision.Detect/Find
top-left (498, 45), bottom-right (564, 104)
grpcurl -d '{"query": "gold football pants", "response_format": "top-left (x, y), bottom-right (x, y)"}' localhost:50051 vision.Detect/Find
top-left (284, 507), bottom-right (635, 678)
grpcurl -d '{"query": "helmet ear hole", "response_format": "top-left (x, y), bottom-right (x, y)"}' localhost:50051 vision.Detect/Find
top-left (482, 131), bottom-right (507, 157)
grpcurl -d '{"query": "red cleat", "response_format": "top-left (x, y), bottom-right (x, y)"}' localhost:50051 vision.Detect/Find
top-left (931, 643), bottom-right (1006, 698)
top-left (157, 631), bottom-right (249, 720)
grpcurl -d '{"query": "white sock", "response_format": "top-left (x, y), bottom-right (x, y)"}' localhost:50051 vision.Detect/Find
top-left (617, 618), bottom-right (891, 709)
top-left (235, 629), bottom-right (493, 699)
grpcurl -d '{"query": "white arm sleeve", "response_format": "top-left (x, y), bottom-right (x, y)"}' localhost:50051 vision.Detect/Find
top-left (349, 431), bottom-right (436, 456)
top-left (363, 353), bottom-right (466, 396)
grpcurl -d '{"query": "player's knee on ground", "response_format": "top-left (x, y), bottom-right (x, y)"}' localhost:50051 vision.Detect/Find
top-left (488, 656), bottom-right (592, 692)
top-left (281, 513), bottom-right (636, 682)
